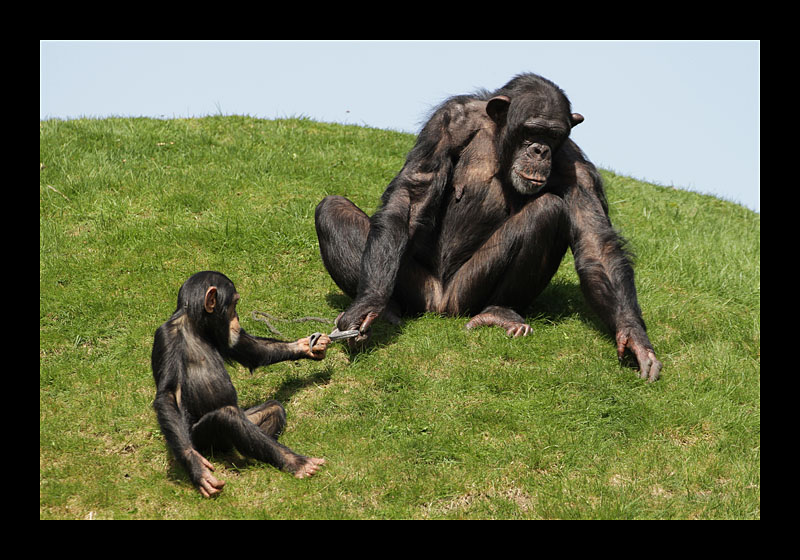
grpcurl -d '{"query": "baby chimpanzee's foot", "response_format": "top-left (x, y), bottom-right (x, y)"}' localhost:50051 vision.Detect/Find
top-left (291, 456), bottom-right (326, 478)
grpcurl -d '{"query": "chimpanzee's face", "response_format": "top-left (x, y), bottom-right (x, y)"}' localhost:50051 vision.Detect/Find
top-left (489, 88), bottom-right (581, 196)
top-left (507, 115), bottom-right (570, 195)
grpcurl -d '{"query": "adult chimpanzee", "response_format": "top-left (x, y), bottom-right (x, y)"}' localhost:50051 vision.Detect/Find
top-left (152, 271), bottom-right (329, 498)
top-left (315, 73), bottom-right (662, 381)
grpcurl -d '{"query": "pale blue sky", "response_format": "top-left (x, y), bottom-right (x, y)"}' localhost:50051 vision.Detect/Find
top-left (40, 40), bottom-right (759, 212)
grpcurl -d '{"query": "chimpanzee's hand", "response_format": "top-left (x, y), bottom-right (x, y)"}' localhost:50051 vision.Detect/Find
top-left (187, 449), bottom-right (225, 498)
top-left (616, 326), bottom-right (662, 382)
top-left (297, 334), bottom-right (330, 360)
top-left (336, 309), bottom-right (380, 345)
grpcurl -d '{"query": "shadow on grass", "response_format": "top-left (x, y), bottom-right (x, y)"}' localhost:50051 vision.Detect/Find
top-left (324, 279), bottom-right (646, 374)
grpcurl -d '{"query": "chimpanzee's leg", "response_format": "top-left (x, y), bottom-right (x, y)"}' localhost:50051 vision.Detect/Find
top-left (191, 406), bottom-right (323, 478)
top-left (442, 193), bottom-right (569, 334)
top-left (316, 192), bottom-right (569, 337)
top-left (315, 195), bottom-right (371, 298)
top-left (244, 400), bottom-right (286, 439)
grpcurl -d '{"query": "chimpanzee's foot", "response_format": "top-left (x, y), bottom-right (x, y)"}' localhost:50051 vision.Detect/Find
top-left (292, 457), bottom-right (326, 478)
top-left (465, 305), bottom-right (532, 338)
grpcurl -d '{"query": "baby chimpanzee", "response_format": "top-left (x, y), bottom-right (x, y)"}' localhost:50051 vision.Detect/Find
top-left (152, 271), bottom-right (329, 497)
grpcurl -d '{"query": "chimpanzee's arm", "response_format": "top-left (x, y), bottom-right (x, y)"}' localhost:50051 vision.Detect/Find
top-left (336, 183), bottom-right (413, 333)
top-left (151, 326), bottom-right (224, 496)
top-left (337, 99), bottom-right (486, 333)
top-left (226, 329), bottom-right (326, 371)
top-left (152, 327), bottom-right (193, 462)
top-left (560, 141), bottom-right (662, 381)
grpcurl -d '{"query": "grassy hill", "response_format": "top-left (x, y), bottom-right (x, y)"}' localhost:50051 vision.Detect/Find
top-left (39, 116), bottom-right (760, 519)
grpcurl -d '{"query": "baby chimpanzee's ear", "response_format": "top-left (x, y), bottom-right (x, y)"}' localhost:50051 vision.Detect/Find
top-left (204, 286), bottom-right (218, 314)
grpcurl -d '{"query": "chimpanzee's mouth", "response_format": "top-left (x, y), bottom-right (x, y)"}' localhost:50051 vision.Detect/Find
top-left (515, 170), bottom-right (547, 186)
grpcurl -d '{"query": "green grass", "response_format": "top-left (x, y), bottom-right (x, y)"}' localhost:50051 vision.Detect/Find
top-left (40, 116), bottom-right (760, 519)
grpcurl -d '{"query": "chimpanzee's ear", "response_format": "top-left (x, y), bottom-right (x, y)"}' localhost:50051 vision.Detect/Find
top-left (204, 286), bottom-right (218, 314)
top-left (570, 113), bottom-right (584, 127)
top-left (486, 95), bottom-right (510, 124)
